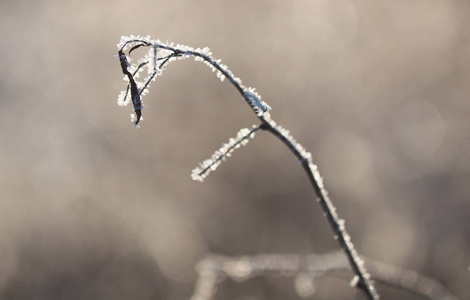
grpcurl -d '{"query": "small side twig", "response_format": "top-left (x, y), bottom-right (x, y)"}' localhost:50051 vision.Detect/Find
top-left (192, 125), bottom-right (261, 182)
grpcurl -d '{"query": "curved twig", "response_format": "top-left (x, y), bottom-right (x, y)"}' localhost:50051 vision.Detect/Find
top-left (116, 36), bottom-right (379, 299)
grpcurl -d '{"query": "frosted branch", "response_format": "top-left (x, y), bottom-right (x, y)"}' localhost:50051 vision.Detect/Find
top-left (192, 125), bottom-right (260, 182)
top-left (116, 36), bottom-right (271, 125)
top-left (115, 36), bottom-right (379, 299)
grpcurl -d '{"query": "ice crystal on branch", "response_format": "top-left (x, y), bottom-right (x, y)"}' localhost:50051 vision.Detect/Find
top-left (244, 89), bottom-right (271, 116)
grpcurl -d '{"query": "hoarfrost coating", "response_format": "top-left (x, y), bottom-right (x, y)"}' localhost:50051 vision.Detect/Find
top-left (191, 125), bottom-right (259, 182)
top-left (116, 36), bottom-right (271, 125)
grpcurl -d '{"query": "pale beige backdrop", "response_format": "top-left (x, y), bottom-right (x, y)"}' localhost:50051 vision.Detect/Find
top-left (0, 0), bottom-right (468, 299)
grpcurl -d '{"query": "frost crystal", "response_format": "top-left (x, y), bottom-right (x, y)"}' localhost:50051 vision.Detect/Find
top-left (146, 46), bottom-right (158, 75)
top-left (272, 122), bottom-right (312, 161)
top-left (191, 125), bottom-right (259, 182)
top-left (216, 70), bottom-right (226, 82)
top-left (130, 113), bottom-right (142, 127)
top-left (243, 89), bottom-right (271, 116)
top-left (117, 90), bottom-right (130, 106)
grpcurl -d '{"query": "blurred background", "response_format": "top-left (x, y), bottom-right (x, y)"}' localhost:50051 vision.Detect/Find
top-left (0, 0), bottom-right (468, 299)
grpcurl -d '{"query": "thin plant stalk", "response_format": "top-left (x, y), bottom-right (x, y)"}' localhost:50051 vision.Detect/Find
top-left (116, 36), bottom-right (380, 299)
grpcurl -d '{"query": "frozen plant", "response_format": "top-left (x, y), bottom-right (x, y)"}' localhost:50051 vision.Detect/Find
top-left (116, 35), bottom-right (379, 300)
